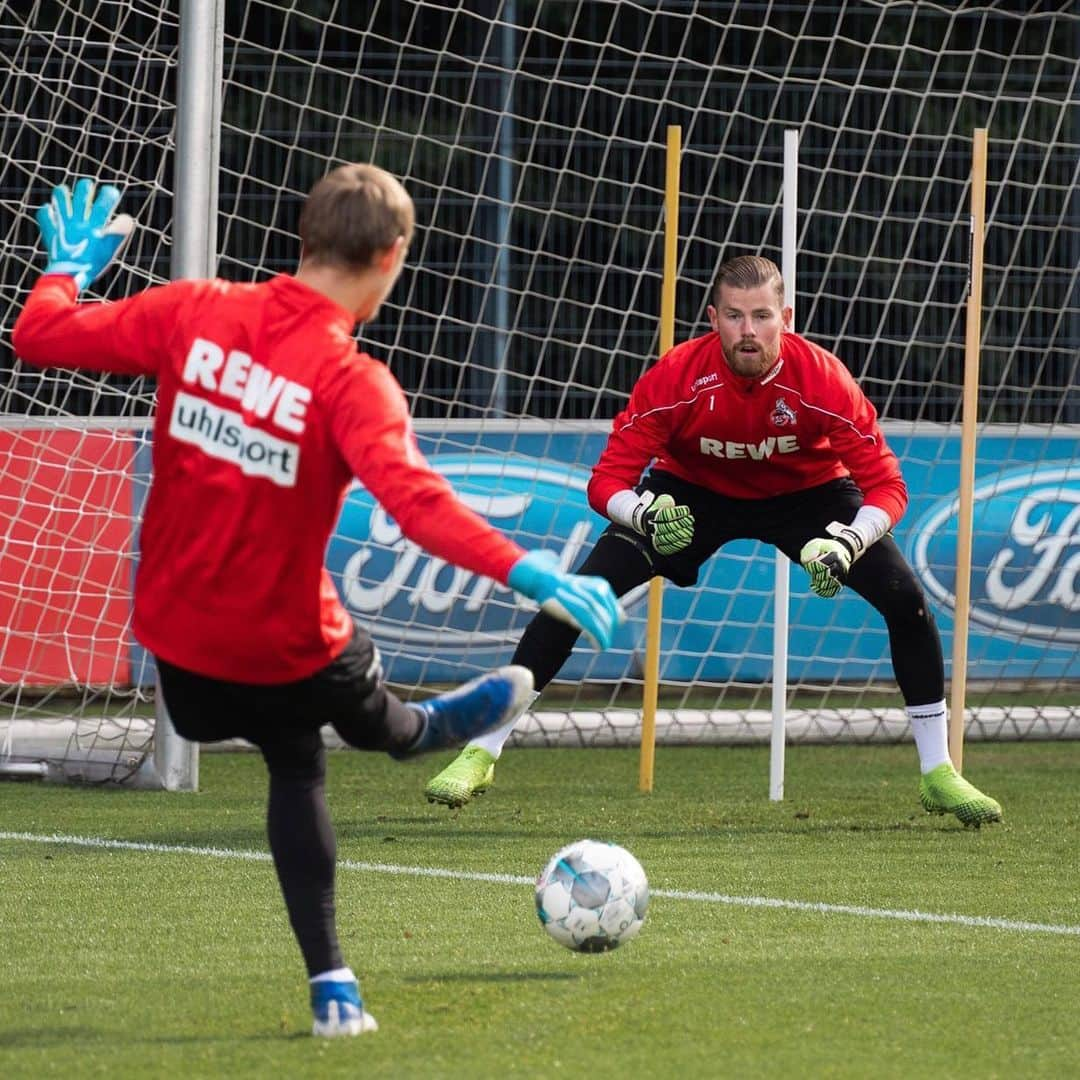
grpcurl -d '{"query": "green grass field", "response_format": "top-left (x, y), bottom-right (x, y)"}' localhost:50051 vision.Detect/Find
top-left (2, 741), bottom-right (1078, 1079)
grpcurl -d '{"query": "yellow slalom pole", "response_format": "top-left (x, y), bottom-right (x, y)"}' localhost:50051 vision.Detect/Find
top-left (950, 127), bottom-right (988, 773)
top-left (639, 124), bottom-right (680, 793)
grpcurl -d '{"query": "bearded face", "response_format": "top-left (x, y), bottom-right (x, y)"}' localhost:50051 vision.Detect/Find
top-left (707, 282), bottom-right (792, 378)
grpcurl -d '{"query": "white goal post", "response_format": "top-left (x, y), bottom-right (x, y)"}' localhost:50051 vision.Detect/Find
top-left (2, 1), bottom-right (1078, 786)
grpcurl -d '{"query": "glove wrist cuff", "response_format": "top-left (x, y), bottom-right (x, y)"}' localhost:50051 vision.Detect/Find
top-left (42, 262), bottom-right (88, 289)
top-left (606, 489), bottom-right (651, 533)
top-left (507, 551), bottom-right (544, 596)
top-left (629, 492), bottom-right (656, 535)
top-left (835, 534), bottom-right (857, 560)
top-left (825, 521), bottom-right (866, 562)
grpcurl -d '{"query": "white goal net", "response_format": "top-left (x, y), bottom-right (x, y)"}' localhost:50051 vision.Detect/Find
top-left (2, 0), bottom-right (1078, 782)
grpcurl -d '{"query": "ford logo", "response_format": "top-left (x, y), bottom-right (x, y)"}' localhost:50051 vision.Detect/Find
top-left (326, 454), bottom-right (601, 646)
top-left (910, 464), bottom-right (1080, 644)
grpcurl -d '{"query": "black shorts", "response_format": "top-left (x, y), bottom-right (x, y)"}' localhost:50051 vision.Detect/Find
top-left (590, 471), bottom-right (924, 625)
top-left (156, 622), bottom-right (401, 750)
top-left (516, 472), bottom-right (942, 702)
top-left (603, 471), bottom-right (868, 587)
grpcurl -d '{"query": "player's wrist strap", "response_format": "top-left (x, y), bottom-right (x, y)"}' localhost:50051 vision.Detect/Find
top-left (606, 489), bottom-right (644, 531)
top-left (825, 505), bottom-right (892, 562)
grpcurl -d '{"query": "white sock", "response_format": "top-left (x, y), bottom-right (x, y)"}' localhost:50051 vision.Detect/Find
top-left (310, 967), bottom-right (355, 985)
top-left (468, 691), bottom-right (540, 757)
top-left (907, 700), bottom-right (952, 774)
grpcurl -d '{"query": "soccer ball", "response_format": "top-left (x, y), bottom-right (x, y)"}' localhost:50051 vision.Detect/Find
top-left (534, 839), bottom-right (649, 952)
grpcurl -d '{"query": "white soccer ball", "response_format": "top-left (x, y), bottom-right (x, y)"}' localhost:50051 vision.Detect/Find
top-left (534, 839), bottom-right (649, 952)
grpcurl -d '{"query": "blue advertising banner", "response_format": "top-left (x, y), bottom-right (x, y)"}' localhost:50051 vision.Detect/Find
top-left (323, 423), bottom-right (1080, 684)
top-left (900, 437), bottom-right (1079, 680)
top-left (132, 422), bottom-right (1078, 686)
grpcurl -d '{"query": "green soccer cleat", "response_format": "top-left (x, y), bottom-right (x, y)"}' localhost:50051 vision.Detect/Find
top-left (919, 762), bottom-right (1003, 828)
top-left (425, 746), bottom-right (497, 808)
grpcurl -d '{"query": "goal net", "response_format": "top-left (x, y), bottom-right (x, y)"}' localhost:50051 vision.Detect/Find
top-left (2, 0), bottom-right (1078, 782)
top-left (1, 2), bottom-right (174, 782)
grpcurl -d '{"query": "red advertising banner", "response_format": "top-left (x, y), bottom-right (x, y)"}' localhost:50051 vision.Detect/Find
top-left (0, 428), bottom-right (135, 685)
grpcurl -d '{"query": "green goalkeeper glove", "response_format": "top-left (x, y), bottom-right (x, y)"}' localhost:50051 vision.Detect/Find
top-left (799, 521), bottom-right (866, 599)
top-left (630, 491), bottom-right (695, 556)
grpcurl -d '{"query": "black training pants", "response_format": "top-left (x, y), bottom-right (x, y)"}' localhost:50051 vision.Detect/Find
top-left (512, 473), bottom-right (944, 706)
top-left (156, 624), bottom-right (421, 977)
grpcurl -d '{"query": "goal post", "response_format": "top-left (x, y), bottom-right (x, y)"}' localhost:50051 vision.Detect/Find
top-left (769, 128), bottom-right (800, 803)
top-left (2, 2), bottom-right (1078, 786)
top-left (146, 0), bottom-right (229, 792)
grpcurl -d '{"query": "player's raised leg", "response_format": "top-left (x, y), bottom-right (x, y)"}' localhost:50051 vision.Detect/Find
top-left (393, 665), bottom-right (535, 758)
top-left (318, 628), bottom-right (535, 760)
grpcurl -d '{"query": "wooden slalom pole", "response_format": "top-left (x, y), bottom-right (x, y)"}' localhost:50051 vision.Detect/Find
top-left (639, 124), bottom-right (680, 793)
top-left (950, 127), bottom-right (988, 773)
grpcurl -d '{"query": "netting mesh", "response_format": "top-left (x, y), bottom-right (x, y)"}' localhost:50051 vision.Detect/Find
top-left (1, 1), bottom-right (1078, 779)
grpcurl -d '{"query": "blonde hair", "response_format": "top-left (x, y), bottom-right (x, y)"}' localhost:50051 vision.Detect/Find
top-left (711, 255), bottom-right (785, 306)
top-left (299, 163), bottom-right (414, 271)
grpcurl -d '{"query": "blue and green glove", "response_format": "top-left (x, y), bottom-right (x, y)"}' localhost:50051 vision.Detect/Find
top-left (508, 550), bottom-right (624, 650)
top-left (35, 178), bottom-right (134, 292)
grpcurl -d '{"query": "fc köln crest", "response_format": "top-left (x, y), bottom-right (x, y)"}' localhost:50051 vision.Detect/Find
top-left (770, 397), bottom-right (797, 426)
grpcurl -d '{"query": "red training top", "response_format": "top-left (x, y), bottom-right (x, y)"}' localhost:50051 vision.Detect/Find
top-left (13, 274), bottom-right (524, 683)
top-left (588, 330), bottom-right (907, 524)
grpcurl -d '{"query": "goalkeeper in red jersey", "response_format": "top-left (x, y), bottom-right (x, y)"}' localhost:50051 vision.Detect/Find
top-left (12, 168), bottom-right (623, 1037)
top-left (426, 254), bottom-right (1002, 830)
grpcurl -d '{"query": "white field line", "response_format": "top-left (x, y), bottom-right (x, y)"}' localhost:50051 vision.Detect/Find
top-left (3, 830), bottom-right (1079, 938)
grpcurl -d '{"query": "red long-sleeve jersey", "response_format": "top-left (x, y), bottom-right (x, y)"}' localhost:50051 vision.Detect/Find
top-left (588, 330), bottom-right (907, 524)
top-left (13, 274), bottom-right (524, 683)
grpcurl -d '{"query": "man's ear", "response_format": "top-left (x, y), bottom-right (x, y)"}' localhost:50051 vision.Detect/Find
top-left (376, 235), bottom-right (408, 273)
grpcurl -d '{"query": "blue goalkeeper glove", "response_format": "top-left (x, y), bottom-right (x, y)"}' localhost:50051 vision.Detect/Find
top-left (630, 491), bottom-right (695, 555)
top-left (35, 178), bottom-right (134, 293)
top-left (507, 550), bottom-right (624, 650)
top-left (799, 521), bottom-right (866, 599)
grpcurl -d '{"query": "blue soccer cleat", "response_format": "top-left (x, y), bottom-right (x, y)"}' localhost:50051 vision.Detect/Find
top-left (393, 665), bottom-right (534, 759)
top-left (310, 977), bottom-right (378, 1037)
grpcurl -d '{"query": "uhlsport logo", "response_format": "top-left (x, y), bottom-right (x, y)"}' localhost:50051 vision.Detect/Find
top-left (909, 464), bottom-right (1080, 644)
top-left (326, 454), bottom-right (600, 646)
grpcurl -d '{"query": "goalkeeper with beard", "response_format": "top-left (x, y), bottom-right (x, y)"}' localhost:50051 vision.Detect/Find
top-left (426, 255), bottom-right (1002, 830)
